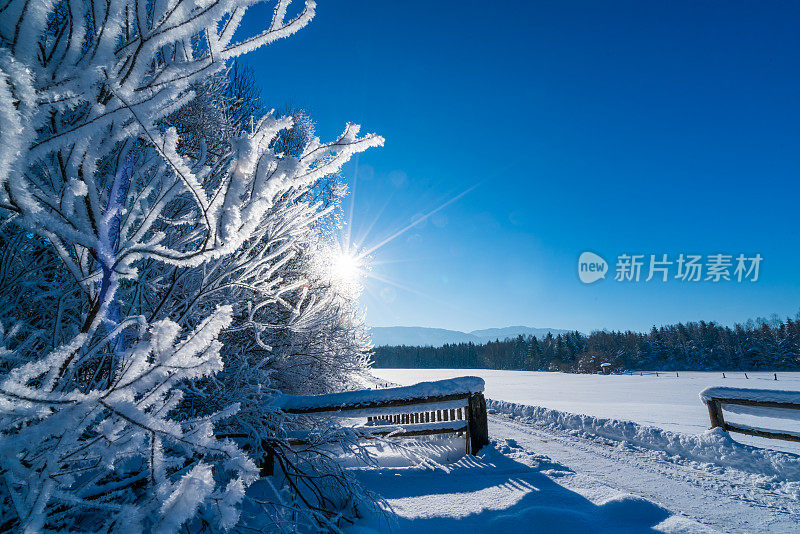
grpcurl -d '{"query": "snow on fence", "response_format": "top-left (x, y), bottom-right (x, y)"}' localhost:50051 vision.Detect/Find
top-left (274, 376), bottom-right (490, 455)
top-left (218, 378), bottom-right (490, 476)
top-left (700, 386), bottom-right (800, 443)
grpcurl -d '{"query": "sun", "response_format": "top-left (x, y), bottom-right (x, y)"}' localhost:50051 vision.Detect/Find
top-left (332, 252), bottom-right (362, 284)
top-left (318, 246), bottom-right (367, 299)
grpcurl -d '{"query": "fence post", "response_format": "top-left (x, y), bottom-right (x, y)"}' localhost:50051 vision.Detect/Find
top-left (467, 392), bottom-right (489, 454)
top-left (260, 440), bottom-right (274, 477)
top-left (705, 399), bottom-right (725, 429)
top-left (464, 400), bottom-right (471, 454)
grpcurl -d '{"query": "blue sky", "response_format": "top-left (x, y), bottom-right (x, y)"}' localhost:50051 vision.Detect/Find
top-left (242, 1), bottom-right (800, 333)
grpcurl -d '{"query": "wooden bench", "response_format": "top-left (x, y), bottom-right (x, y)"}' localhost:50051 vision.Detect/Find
top-left (700, 386), bottom-right (800, 443)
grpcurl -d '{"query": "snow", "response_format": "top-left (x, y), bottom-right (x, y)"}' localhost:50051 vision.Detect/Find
top-left (482, 416), bottom-right (799, 532)
top-left (372, 369), bottom-right (800, 453)
top-left (271, 376), bottom-right (483, 412)
top-left (354, 369), bottom-right (800, 532)
top-left (348, 444), bottom-right (689, 534)
top-left (156, 463), bottom-right (215, 534)
top-left (699, 385), bottom-right (800, 404)
top-left (487, 399), bottom-right (800, 488)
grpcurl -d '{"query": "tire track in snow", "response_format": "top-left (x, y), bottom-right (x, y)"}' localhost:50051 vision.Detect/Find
top-left (489, 414), bottom-right (799, 533)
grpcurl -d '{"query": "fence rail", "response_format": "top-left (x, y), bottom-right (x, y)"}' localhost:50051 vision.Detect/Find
top-left (700, 386), bottom-right (800, 443)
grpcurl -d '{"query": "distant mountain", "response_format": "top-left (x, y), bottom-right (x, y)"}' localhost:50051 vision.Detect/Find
top-left (369, 327), bottom-right (482, 347)
top-left (369, 325), bottom-right (574, 347)
top-left (469, 326), bottom-right (572, 342)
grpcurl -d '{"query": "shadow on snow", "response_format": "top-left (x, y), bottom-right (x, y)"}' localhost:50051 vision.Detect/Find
top-left (350, 439), bottom-right (670, 534)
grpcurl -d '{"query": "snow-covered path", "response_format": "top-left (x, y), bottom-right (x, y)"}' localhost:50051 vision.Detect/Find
top-left (356, 370), bottom-right (800, 532)
top-left (352, 415), bottom-right (797, 533)
top-left (350, 439), bottom-right (681, 533)
top-left (489, 413), bottom-right (799, 533)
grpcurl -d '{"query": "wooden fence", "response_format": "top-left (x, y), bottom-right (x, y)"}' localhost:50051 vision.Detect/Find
top-left (222, 377), bottom-right (491, 476)
top-left (700, 386), bottom-right (800, 443)
top-left (276, 376), bottom-right (490, 455)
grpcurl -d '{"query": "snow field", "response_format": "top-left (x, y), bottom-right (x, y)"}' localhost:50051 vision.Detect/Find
top-left (372, 369), bottom-right (800, 453)
top-left (358, 369), bottom-right (800, 532)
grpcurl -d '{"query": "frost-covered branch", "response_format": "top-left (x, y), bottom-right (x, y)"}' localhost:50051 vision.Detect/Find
top-left (0, 0), bottom-right (384, 530)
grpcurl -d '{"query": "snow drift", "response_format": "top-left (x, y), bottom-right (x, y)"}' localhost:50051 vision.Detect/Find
top-left (487, 399), bottom-right (800, 490)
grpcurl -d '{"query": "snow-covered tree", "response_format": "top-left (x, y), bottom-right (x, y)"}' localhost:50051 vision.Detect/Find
top-left (0, 0), bottom-right (382, 530)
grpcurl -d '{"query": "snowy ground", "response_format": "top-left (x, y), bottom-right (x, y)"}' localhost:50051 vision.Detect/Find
top-left (372, 369), bottom-right (800, 453)
top-left (348, 369), bottom-right (800, 533)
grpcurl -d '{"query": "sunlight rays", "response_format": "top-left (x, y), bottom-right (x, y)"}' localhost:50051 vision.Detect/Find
top-left (332, 175), bottom-right (478, 309)
top-left (355, 184), bottom-right (479, 261)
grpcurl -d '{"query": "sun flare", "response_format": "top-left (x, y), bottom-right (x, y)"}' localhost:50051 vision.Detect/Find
top-left (317, 246), bottom-right (368, 299)
top-left (332, 252), bottom-right (362, 284)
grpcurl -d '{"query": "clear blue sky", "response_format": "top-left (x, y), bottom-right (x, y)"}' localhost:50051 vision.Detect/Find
top-left (243, 1), bottom-right (800, 333)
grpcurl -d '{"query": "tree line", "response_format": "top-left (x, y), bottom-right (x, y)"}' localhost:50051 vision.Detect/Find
top-left (372, 316), bottom-right (800, 372)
